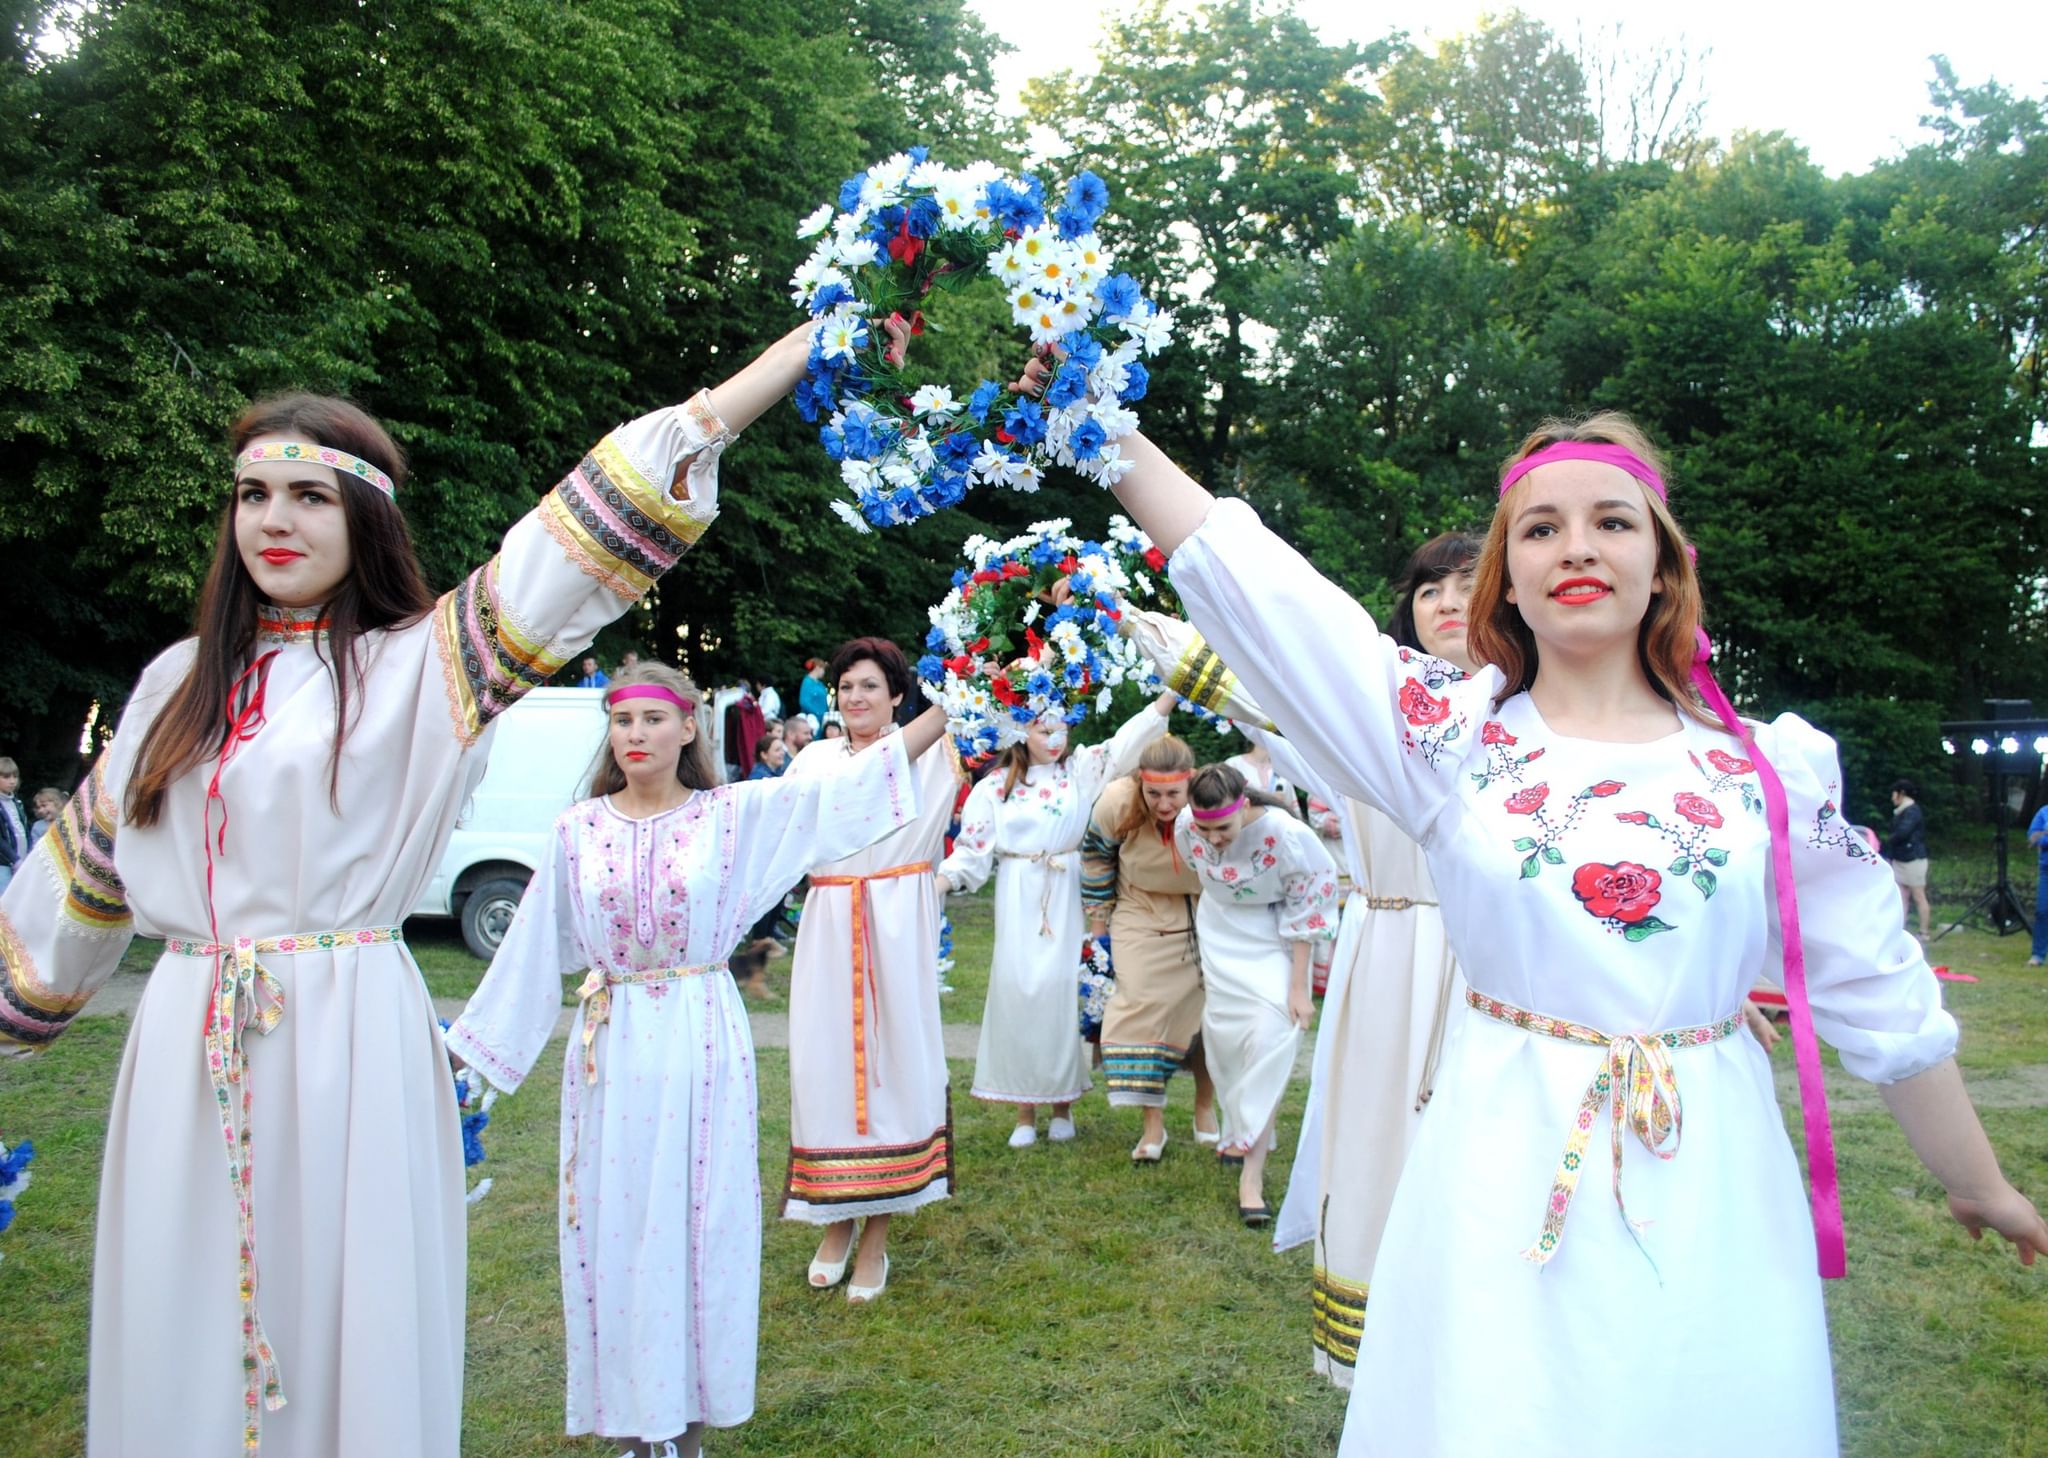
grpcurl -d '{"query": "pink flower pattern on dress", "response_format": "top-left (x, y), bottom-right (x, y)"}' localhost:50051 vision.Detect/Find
top-left (1505, 779), bottom-right (1628, 881)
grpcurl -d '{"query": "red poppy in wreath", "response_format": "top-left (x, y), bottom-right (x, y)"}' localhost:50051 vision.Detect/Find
top-left (1571, 860), bottom-right (1664, 924)
top-left (1673, 792), bottom-right (1724, 829)
top-left (1397, 679), bottom-right (1451, 726)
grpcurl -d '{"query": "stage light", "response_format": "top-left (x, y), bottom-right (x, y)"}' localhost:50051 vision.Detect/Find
top-left (2035, 736), bottom-right (2048, 756)
top-left (2000, 735), bottom-right (2021, 755)
top-left (1941, 737), bottom-right (1957, 755)
top-left (1971, 737), bottom-right (1991, 755)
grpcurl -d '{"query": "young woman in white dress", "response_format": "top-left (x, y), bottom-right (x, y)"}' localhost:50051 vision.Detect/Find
top-left (940, 694), bottom-right (1175, 1145)
top-left (781, 636), bottom-right (962, 1303)
top-left (0, 321), bottom-right (817, 1457)
top-left (1074, 396), bottom-right (2048, 1455)
top-left (1175, 763), bottom-right (1339, 1224)
top-left (449, 664), bottom-right (942, 1457)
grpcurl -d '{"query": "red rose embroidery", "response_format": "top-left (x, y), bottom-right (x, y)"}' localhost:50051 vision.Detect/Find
top-left (1707, 749), bottom-right (1754, 775)
top-left (1571, 861), bottom-right (1663, 924)
top-left (1504, 784), bottom-right (1550, 815)
top-left (1481, 721), bottom-right (1516, 746)
top-left (1587, 780), bottom-right (1625, 797)
top-left (1614, 810), bottom-right (1651, 825)
top-left (1397, 679), bottom-right (1450, 726)
top-left (1673, 792), bottom-right (1723, 829)
top-left (1525, 748), bottom-right (1546, 763)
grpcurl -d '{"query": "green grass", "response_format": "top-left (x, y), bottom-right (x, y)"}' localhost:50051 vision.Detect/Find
top-left (4, 925), bottom-right (2043, 1456)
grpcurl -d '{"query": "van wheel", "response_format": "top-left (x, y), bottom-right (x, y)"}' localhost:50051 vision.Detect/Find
top-left (461, 877), bottom-right (527, 960)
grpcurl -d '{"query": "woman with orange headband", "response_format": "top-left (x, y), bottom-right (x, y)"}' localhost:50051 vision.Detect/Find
top-left (1176, 762), bottom-right (1338, 1225)
top-left (1066, 394), bottom-right (2048, 1454)
top-left (449, 664), bottom-right (943, 1457)
top-left (1079, 734), bottom-right (1220, 1161)
top-left (0, 321), bottom-right (822, 1457)
top-left (941, 693), bottom-right (1176, 1148)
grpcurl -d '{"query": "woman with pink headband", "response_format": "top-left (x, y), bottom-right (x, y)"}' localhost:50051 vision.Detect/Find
top-left (1174, 762), bottom-right (1338, 1225)
top-left (0, 321), bottom-right (825, 1457)
top-left (1073, 401), bottom-right (2048, 1454)
top-left (449, 663), bottom-right (943, 1458)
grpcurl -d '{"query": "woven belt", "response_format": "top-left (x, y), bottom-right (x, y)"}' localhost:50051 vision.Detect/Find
top-left (1362, 894), bottom-right (1437, 912)
top-left (163, 924), bottom-right (404, 1454)
top-left (809, 861), bottom-right (933, 1135)
top-left (565, 961), bottom-right (727, 1229)
top-left (1468, 988), bottom-right (1740, 1271)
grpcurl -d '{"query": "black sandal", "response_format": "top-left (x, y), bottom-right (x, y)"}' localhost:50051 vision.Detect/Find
top-left (1238, 1203), bottom-right (1271, 1228)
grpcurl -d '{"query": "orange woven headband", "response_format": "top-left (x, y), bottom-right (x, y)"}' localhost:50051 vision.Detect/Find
top-left (1139, 769), bottom-right (1191, 784)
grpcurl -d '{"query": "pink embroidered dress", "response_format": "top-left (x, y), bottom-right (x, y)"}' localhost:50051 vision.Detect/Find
top-left (0, 396), bottom-right (730, 1458)
top-left (446, 736), bottom-right (916, 1443)
top-left (1171, 498), bottom-right (1955, 1457)
top-left (940, 706), bottom-right (1170, 1107)
top-left (1171, 802), bottom-right (1338, 1151)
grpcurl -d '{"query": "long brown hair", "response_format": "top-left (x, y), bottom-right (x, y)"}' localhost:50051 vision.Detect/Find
top-left (125, 394), bottom-right (437, 827)
top-left (1108, 735), bottom-right (1195, 841)
top-left (1465, 411), bottom-right (1713, 722)
top-left (583, 663), bottom-right (720, 797)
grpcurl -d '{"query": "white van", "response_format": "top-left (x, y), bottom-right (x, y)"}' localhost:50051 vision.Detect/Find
top-left (410, 686), bottom-right (610, 958)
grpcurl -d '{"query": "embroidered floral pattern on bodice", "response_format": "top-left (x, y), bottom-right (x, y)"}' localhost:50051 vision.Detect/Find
top-left (1188, 829), bottom-right (1283, 901)
top-left (1470, 720), bottom-right (1546, 791)
top-left (1503, 778), bottom-right (1625, 879)
top-left (1807, 782), bottom-right (1883, 865)
top-left (1612, 792), bottom-right (1734, 901)
top-left (1393, 648), bottom-right (1468, 768)
top-left (1690, 746), bottom-right (1762, 817)
top-left (582, 796), bottom-right (714, 983)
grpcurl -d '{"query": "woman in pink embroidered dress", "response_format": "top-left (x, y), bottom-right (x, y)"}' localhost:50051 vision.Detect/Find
top-left (1068, 395), bottom-right (2048, 1456)
top-left (0, 324), bottom-right (818, 1457)
top-left (448, 665), bottom-right (943, 1457)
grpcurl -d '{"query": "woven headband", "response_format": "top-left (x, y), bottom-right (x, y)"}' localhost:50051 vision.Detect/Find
top-left (1190, 796), bottom-right (1245, 822)
top-left (1139, 769), bottom-right (1192, 784)
top-left (1498, 441), bottom-right (1666, 501)
top-left (236, 442), bottom-right (396, 498)
top-left (606, 684), bottom-right (697, 715)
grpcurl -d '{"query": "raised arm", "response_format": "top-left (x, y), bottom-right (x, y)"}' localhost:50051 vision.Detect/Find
top-left (446, 824), bottom-right (586, 1094)
top-left (728, 731), bottom-right (920, 929)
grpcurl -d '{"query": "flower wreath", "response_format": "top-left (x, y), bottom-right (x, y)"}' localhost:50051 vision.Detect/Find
top-left (0, 1134), bottom-right (33, 1261)
top-left (917, 519), bottom-right (1151, 757)
top-left (1078, 933), bottom-right (1115, 1042)
top-left (790, 149), bottom-right (1174, 531)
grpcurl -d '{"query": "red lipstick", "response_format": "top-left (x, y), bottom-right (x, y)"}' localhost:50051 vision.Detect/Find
top-left (260, 548), bottom-right (304, 565)
top-left (1549, 577), bottom-right (1611, 605)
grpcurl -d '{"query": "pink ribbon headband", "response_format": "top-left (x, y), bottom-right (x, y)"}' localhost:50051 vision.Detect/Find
top-left (1499, 441), bottom-right (1667, 501)
top-left (606, 684), bottom-right (697, 715)
top-left (1190, 796), bottom-right (1245, 822)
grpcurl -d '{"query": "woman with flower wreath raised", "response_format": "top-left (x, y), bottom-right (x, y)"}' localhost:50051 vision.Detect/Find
top-left (779, 635), bottom-right (962, 1304)
top-left (1061, 388), bottom-right (2048, 1454)
top-left (0, 322), bottom-right (820, 1457)
top-left (939, 688), bottom-right (1176, 1148)
top-left (448, 662), bottom-right (944, 1457)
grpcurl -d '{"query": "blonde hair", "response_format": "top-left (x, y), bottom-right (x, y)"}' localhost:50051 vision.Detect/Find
top-left (1107, 735), bottom-right (1196, 841)
top-left (583, 663), bottom-right (720, 797)
top-left (1466, 411), bottom-right (1714, 723)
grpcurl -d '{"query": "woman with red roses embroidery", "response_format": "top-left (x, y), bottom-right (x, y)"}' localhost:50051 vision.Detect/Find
top-left (1071, 402), bottom-right (2047, 1456)
top-left (1175, 763), bottom-right (1339, 1227)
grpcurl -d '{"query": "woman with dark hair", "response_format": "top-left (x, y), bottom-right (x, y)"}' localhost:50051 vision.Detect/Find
top-left (1081, 398), bottom-right (2047, 1454)
top-left (939, 692), bottom-right (1176, 1146)
top-left (779, 636), bottom-right (956, 1303)
top-left (1176, 762), bottom-right (1339, 1225)
top-left (0, 322), bottom-right (821, 1457)
top-left (449, 664), bottom-right (940, 1458)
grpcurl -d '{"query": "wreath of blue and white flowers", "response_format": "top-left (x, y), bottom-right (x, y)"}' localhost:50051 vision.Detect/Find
top-left (790, 150), bottom-right (1174, 531)
top-left (917, 519), bottom-right (1153, 756)
top-left (0, 1134), bottom-right (33, 1262)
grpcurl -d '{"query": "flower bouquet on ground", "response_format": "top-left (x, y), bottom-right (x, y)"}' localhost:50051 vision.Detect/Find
top-left (440, 1021), bottom-right (498, 1206)
top-left (1078, 934), bottom-right (1115, 1042)
top-left (790, 150), bottom-right (1173, 530)
top-left (0, 1134), bottom-right (33, 1263)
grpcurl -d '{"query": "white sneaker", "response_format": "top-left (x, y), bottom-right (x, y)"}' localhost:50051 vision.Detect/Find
top-left (1007, 1123), bottom-right (1037, 1148)
top-left (1048, 1115), bottom-right (1076, 1143)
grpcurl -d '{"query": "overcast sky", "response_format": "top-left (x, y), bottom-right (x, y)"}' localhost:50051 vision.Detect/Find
top-left (967, 0), bottom-right (2048, 176)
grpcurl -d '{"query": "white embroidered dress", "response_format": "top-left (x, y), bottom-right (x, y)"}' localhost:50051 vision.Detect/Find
top-left (0, 398), bottom-right (732, 1457)
top-left (1261, 733), bottom-right (1467, 1389)
top-left (446, 737), bottom-right (916, 1442)
top-left (1172, 498), bottom-right (1956, 1456)
top-left (942, 707), bottom-right (1169, 1105)
top-left (779, 731), bottom-right (962, 1221)
top-left (1173, 803), bottom-right (1338, 1150)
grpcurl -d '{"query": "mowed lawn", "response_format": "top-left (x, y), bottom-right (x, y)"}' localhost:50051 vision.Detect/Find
top-left (3, 908), bottom-right (2044, 1455)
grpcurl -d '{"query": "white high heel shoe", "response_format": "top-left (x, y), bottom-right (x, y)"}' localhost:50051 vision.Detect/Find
top-left (846, 1253), bottom-right (890, 1305)
top-left (808, 1225), bottom-right (856, 1288)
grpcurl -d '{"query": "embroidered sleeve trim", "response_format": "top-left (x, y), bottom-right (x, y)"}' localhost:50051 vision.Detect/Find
top-left (1, 911), bottom-right (74, 1044)
top-left (540, 432), bottom-right (712, 602)
top-left (433, 554), bottom-right (570, 747)
top-left (49, 758), bottom-right (130, 936)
